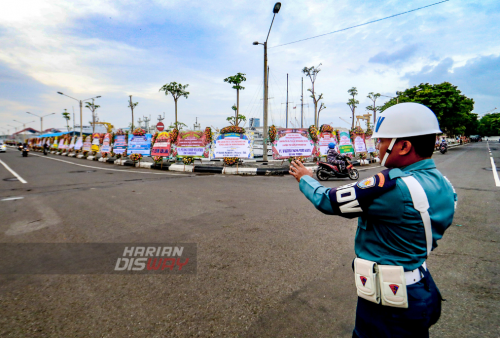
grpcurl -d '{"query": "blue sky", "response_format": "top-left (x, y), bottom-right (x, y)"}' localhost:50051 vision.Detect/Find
top-left (1, 0), bottom-right (499, 132)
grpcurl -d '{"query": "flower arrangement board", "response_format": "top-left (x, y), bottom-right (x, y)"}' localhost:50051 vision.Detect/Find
top-left (318, 130), bottom-right (338, 157)
top-left (338, 130), bottom-right (355, 156)
top-left (68, 136), bottom-right (76, 150)
top-left (100, 133), bottom-right (112, 154)
top-left (365, 135), bottom-right (377, 153)
top-left (91, 133), bottom-right (101, 152)
top-left (74, 137), bottom-right (83, 150)
top-left (45, 138), bottom-right (51, 146)
top-left (353, 134), bottom-right (367, 154)
top-left (151, 132), bottom-right (171, 157)
top-left (210, 131), bottom-right (254, 159)
top-left (173, 131), bottom-right (210, 158)
top-left (52, 137), bottom-right (59, 149)
top-left (57, 138), bottom-right (65, 149)
top-left (82, 136), bottom-right (92, 152)
top-left (272, 128), bottom-right (316, 160)
top-left (127, 133), bottom-right (152, 156)
top-left (113, 135), bottom-right (127, 154)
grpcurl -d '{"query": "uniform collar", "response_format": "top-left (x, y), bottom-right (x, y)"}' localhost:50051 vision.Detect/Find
top-left (389, 159), bottom-right (436, 179)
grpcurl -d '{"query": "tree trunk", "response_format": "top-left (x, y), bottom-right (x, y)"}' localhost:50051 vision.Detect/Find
top-left (351, 106), bottom-right (355, 129)
top-left (175, 99), bottom-right (178, 128)
top-left (312, 82), bottom-right (317, 127)
top-left (236, 89), bottom-right (239, 127)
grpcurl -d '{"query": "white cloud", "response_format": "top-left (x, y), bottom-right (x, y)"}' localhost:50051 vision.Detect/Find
top-left (1, 0), bottom-right (499, 129)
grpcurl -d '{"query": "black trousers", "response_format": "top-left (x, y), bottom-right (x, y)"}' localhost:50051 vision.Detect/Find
top-left (353, 268), bottom-right (442, 338)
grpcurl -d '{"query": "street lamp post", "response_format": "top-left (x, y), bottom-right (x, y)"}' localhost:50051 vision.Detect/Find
top-left (253, 2), bottom-right (281, 162)
top-left (57, 92), bottom-right (101, 138)
top-left (26, 112), bottom-right (55, 134)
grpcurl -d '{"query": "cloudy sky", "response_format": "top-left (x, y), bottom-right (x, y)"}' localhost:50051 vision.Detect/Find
top-left (1, 0), bottom-right (499, 132)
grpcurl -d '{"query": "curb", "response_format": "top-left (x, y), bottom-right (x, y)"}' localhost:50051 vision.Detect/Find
top-left (26, 144), bottom-right (467, 176)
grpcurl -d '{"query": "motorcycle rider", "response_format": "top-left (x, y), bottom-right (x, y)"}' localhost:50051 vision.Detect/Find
top-left (289, 102), bottom-right (456, 337)
top-left (440, 137), bottom-right (448, 151)
top-left (43, 142), bottom-right (49, 155)
top-left (326, 142), bottom-right (346, 172)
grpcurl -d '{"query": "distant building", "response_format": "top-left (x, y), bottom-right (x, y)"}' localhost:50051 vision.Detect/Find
top-left (74, 125), bottom-right (108, 134)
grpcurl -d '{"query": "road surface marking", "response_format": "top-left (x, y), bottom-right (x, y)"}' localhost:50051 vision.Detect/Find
top-left (0, 159), bottom-right (28, 183)
top-left (355, 165), bottom-right (382, 172)
top-left (1, 197), bottom-right (24, 201)
top-left (31, 153), bottom-right (187, 176)
top-left (490, 157), bottom-right (500, 187)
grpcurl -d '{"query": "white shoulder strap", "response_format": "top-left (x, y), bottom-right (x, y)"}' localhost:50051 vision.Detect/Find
top-left (400, 176), bottom-right (433, 256)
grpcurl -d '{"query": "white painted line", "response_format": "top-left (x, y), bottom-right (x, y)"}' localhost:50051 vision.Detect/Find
top-left (490, 157), bottom-right (500, 187)
top-left (30, 153), bottom-right (187, 176)
top-left (1, 196), bottom-right (24, 201)
top-left (358, 165), bottom-right (382, 172)
top-left (0, 159), bottom-right (28, 183)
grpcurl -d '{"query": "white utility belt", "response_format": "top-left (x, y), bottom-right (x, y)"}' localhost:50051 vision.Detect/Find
top-left (405, 261), bottom-right (427, 286)
top-left (354, 258), bottom-right (427, 309)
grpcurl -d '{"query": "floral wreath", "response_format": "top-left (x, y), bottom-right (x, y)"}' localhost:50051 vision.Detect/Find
top-left (204, 127), bottom-right (213, 143)
top-left (288, 156), bottom-right (306, 163)
top-left (223, 157), bottom-right (240, 166)
top-left (152, 156), bottom-right (163, 164)
top-left (308, 125), bottom-right (319, 142)
top-left (319, 124), bottom-right (333, 133)
top-left (116, 129), bottom-right (125, 135)
top-left (220, 126), bottom-right (245, 134)
top-left (268, 125), bottom-right (277, 143)
top-left (170, 128), bottom-right (179, 144)
top-left (132, 128), bottom-right (145, 136)
top-left (151, 132), bottom-right (159, 145)
top-left (182, 156), bottom-right (194, 165)
top-left (129, 153), bottom-right (143, 162)
top-left (350, 126), bottom-right (364, 136)
top-left (365, 128), bottom-right (373, 137)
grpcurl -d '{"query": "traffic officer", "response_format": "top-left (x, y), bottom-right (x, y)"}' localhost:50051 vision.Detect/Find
top-left (289, 102), bottom-right (457, 338)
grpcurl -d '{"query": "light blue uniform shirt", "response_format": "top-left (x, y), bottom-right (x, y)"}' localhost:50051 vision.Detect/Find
top-left (299, 159), bottom-right (457, 271)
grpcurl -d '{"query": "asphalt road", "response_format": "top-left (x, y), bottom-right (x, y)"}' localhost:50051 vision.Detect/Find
top-left (0, 143), bottom-right (498, 337)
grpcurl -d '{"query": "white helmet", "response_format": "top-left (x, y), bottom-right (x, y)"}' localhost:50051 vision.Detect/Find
top-left (372, 102), bottom-right (441, 138)
top-left (373, 102), bottom-right (441, 166)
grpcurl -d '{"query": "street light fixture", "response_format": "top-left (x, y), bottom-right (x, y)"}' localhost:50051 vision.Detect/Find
top-left (253, 2), bottom-right (281, 161)
top-left (26, 112), bottom-right (56, 134)
top-left (380, 94), bottom-right (399, 104)
top-left (57, 92), bottom-right (101, 138)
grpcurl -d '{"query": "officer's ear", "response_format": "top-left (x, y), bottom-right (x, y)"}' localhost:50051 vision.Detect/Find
top-left (396, 140), bottom-right (413, 156)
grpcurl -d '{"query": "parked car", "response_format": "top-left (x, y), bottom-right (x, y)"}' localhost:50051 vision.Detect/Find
top-left (0, 141), bottom-right (6, 153)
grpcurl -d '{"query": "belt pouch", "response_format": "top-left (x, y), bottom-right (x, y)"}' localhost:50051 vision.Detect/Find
top-left (378, 265), bottom-right (408, 308)
top-left (354, 258), bottom-right (380, 304)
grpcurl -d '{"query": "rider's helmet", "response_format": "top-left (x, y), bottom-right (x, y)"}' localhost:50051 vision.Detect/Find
top-left (328, 142), bottom-right (336, 149)
top-left (371, 102), bottom-right (441, 165)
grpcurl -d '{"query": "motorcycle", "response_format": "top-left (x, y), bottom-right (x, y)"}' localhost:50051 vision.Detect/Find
top-left (440, 144), bottom-right (447, 154)
top-left (316, 158), bottom-right (359, 181)
top-left (19, 145), bottom-right (29, 157)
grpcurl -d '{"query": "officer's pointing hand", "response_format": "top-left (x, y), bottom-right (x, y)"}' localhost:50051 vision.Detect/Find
top-left (289, 160), bottom-right (313, 182)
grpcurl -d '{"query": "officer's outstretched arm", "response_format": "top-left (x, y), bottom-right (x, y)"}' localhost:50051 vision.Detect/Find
top-left (299, 176), bottom-right (336, 215)
top-left (299, 170), bottom-right (397, 219)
